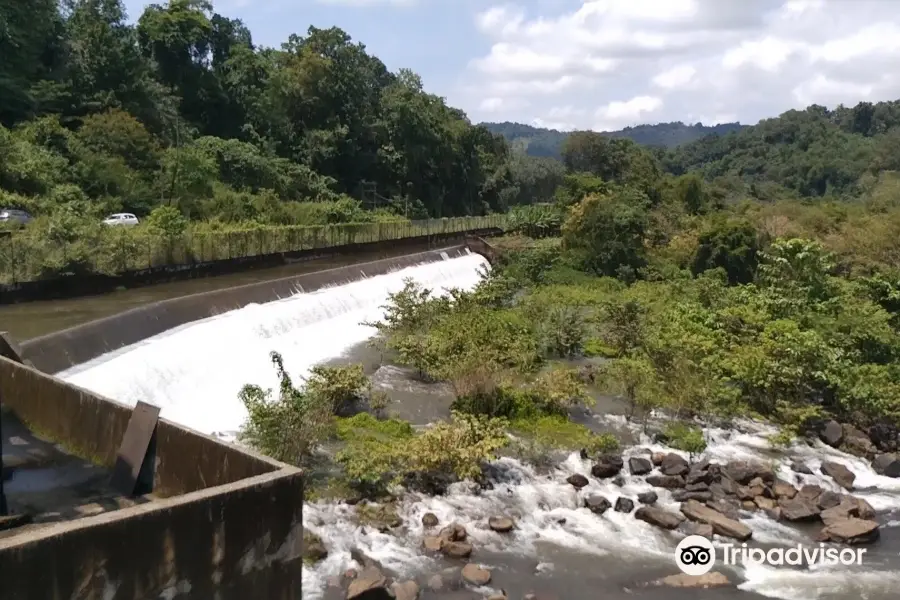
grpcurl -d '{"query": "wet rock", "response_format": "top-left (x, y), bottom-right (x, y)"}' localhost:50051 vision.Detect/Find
top-left (672, 490), bottom-right (714, 502)
top-left (820, 461), bottom-right (856, 490)
top-left (819, 420), bottom-right (844, 447)
top-left (798, 485), bottom-right (823, 501)
top-left (302, 531), bottom-right (328, 564)
top-left (585, 495), bottom-right (611, 515)
top-left (724, 460), bottom-right (774, 485)
top-left (443, 542), bottom-right (474, 559)
top-left (868, 423), bottom-right (899, 452)
top-left (566, 473), bottom-right (589, 489)
top-left (741, 500), bottom-right (756, 511)
top-left (629, 456), bottom-right (653, 475)
top-left (680, 499), bottom-right (752, 541)
top-left (638, 491), bottom-right (658, 504)
top-left (391, 581), bottom-right (420, 600)
top-left (486, 595), bottom-right (507, 600)
top-left (488, 516), bottom-right (514, 533)
top-left (655, 572), bottom-right (730, 588)
top-left (685, 482), bottom-right (710, 492)
top-left (350, 549), bottom-right (385, 572)
top-left (422, 513), bottom-right (439, 528)
top-left (423, 536), bottom-right (443, 553)
top-left (754, 496), bottom-right (776, 511)
top-left (706, 499), bottom-right (741, 521)
top-left (634, 506), bottom-right (685, 530)
top-left (660, 453), bottom-right (690, 476)
top-left (872, 453), bottom-right (900, 478)
top-left (736, 486), bottom-right (755, 501)
top-left (347, 567), bottom-right (388, 600)
top-left (461, 563), bottom-right (491, 586)
top-left (612, 475), bottom-right (626, 487)
top-left (651, 452), bottom-right (666, 466)
top-left (842, 424), bottom-right (876, 458)
top-left (816, 518), bottom-right (880, 545)
top-left (765, 507), bottom-right (783, 521)
top-left (357, 502), bottom-right (403, 532)
top-left (773, 479), bottom-right (798, 499)
top-left (816, 490), bottom-right (843, 510)
top-left (440, 523), bottom-right (469, 542)
top-left (778, 497), bottom-right (821, 522)
top-left (820, 498), bottom-right (876, 526)
top-left (591, 455), bottom-right (624, 479)
top-left (615, 497), bottom-right (635, 513)
top-left (681, 521), bottom-right (714, 539)
top-left (791, 461), bottom-right (813, 475)
top-left (646, 474), bottom-right (685, 489)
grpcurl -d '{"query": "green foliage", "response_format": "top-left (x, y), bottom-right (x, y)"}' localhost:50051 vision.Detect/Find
top-left (335, 411), bottom-right (509, 488)
top-left (510, 415), bottom-right (619, 458)
top-left (662, 422), bottom-right (707, 456)
top-left (691, 218), bottom-right (759, 284)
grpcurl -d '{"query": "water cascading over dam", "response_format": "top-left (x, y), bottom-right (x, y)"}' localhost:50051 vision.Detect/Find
top-left (58, 252), bottom-right (489, 437)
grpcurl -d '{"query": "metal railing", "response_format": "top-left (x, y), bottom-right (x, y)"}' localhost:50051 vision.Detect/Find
top-left (0, 216), bottom-right (506, 285)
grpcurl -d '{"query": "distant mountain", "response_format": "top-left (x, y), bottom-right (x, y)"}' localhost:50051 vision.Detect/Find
top-left (481, 121), bottom-right (747, 160)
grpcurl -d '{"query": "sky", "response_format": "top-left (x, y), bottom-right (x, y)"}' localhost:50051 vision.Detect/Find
top-left (123, 0), bottom-right (900, 132)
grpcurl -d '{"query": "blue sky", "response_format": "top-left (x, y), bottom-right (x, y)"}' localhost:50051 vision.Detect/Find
top-left (123, 1), bottom-right (900, 132)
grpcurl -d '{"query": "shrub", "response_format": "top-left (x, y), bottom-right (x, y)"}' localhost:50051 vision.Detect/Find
top-left (662, 422), bottom-right (707, 458)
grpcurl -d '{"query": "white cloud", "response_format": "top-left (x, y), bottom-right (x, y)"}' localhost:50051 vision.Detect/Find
top-left (457, 0), bottom-right (900, 131)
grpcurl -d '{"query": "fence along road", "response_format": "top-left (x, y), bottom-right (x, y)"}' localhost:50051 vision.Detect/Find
top-left (0, 215), bottom-right (506, 285)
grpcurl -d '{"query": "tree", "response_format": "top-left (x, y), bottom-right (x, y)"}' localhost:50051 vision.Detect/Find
top-left (691, 218), bottom-right (759, 284)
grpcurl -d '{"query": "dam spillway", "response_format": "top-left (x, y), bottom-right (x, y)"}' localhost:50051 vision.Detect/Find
top-left (57, 252), bottom-right (489, 438)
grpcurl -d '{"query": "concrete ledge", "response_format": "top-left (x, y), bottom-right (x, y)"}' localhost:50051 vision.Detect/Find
top-left (20, 245), bottom-right (475, 374)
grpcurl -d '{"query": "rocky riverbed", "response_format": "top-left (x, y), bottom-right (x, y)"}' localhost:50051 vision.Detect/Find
top-left (301, 415), bottom-right (900, 600)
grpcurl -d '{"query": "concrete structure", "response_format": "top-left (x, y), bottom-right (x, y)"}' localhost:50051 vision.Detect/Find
top-left (0, 238), bottom-right (498, 599)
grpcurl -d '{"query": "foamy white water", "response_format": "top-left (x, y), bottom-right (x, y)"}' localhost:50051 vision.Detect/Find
top-left (58, 252), bottom-right (488, 437)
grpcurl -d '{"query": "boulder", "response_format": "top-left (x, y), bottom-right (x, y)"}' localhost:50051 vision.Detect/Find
top-left (637, 491), bottom-right (658, 505)
top-left (778, 497), bottom-right (821, 522)
top-left (655, 572), bottom-right (730, 588)
top-left (591, 455), bottom-right (624, 479)
top-left (423, 537), bottom-right (443, 552)
top-left (651, 452), bottom-right (666, 466)
top-left (585, 495), bottom-right (611, 515)
top-left (680, 521), bottom-right (714, 539)
top-left (773, 480), bottom-right (798, 499)
top-left (820, 498), bottom-right (876, 526)
top-left (798, 485), bottom-right (823, 501)
top-left (685, 459), bottom-right (712, 485)
top-left (347, 567), bottom-right (388, 600)
top-left (629, 456), bottom-right (653, 476)
top-left (615, 497), bottom-right (635, 513)
top-left (816, 490), bottom-right (843, 510)
top-left (706, 499), bottom-right (742, 521)
top-left (754, 496), bottom-right (776, 511)
top-left (422, 513), bottom-right (439, 528)
top-left (724, 460), bottom-right (774, 484)
top-left (461, 563), bottom-right (491, 586)
top-left (820, 461), bottom-right (856, 490)
top-left (440, 523), bottom-right (468, 542)
top-left (634, 506), bottom-right (685, 530)
top-left (872, 453), bottom-right (900, 478)
top-left (488, 516), bottom-right (514, 533)
top-left (672, 490), bottom-right (714, 502)
top-left (791, 461), bottom-right (813, 475)
top-left (680, 499), bottom-right (752, 541)
top-left (566, 473), bottom-right (589, 489)
top-left (868, 423), bottom-right (899, 452)
top-left (842, 424), bottom-right (876, 458)
top-left (442, 542), bottom-right (473, 559)
top-left (303, 531), bottom-right (329, 563)
top-left (660, 453), bottom-right (690, 476)
top-left (817, 518), bottom-right (880, 545)
top-left (646, 475), bottom-right (686, 489)
top-left (391, 581), bottom-right (420, 600)
top-left (819, 420), bottom-right (844, 447)
top-left (685, 482), bottom-right (710, 492)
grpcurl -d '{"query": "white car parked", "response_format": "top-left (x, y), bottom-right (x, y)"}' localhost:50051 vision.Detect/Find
top-left (103, 213), bottom-right (140, 226)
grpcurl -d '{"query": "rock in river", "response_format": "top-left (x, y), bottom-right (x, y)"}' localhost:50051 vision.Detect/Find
top-left (635, 506), bottom-right (685, 530)
top-left (680, 499), bottom-right (752, 541)
top-left (820, 461), bottom-right (856, 490)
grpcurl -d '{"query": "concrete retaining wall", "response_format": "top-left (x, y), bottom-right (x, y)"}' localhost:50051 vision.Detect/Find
top-left (0, 356), bottom-right (304, 599)
top-left (1, 228), bottom-right (501, 304)
top-left (21, 245), bottom-right (476, 374)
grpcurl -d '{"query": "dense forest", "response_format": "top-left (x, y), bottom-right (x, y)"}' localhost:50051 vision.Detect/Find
top-left (0, 0), bottom-right (541, 231)
top-left (482, 121), bottom-right (746, 160)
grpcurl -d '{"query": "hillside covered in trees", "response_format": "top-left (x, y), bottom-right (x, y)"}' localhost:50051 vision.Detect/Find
top-left (482, 121), bottom-right (746, 160)
top-left (0, 0), bottom-right (534, 230)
